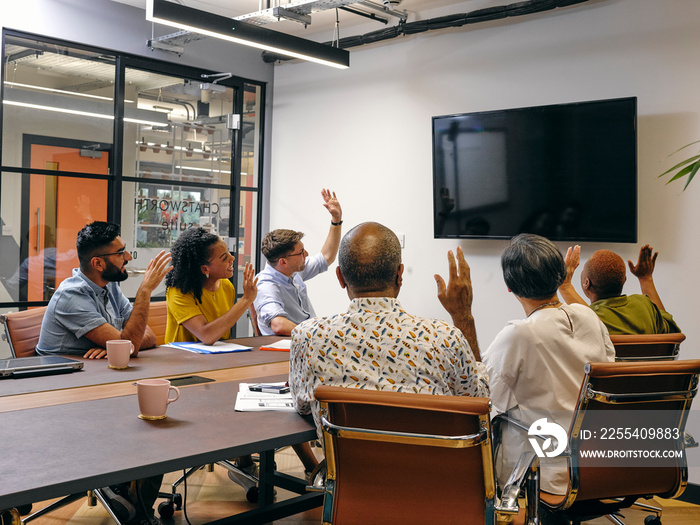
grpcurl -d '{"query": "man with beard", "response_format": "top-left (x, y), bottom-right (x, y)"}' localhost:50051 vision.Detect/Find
top-left (35, 221), bottom-right (171, 524)
top-left (37, 221), bottom-right (171, 358)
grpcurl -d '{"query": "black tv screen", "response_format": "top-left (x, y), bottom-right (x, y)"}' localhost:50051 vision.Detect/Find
top-left (432, 97), bottom-right (637, 243)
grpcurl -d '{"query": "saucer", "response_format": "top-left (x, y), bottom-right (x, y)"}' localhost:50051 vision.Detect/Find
top-left (138, 413), bottom-right (167, 420)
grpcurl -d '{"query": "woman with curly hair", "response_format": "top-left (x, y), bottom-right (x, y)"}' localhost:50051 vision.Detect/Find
top-left (165, 227), bottom-right (257, 344)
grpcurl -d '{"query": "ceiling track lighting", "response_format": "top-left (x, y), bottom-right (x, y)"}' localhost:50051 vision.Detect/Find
top-left (146, 0), bottom-right (349, 69)
top-left (3, 87), bottom-right (169, 128)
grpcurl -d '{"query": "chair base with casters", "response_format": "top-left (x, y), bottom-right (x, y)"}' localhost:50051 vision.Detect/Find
top-left (315, 385), bottom-right (540, 525)
top-left (20, 488), bottom-right (126, 524)
top-left (154, 458), bottom-right (265, 519)
top-left (495, 359), bottom-right (700, 525)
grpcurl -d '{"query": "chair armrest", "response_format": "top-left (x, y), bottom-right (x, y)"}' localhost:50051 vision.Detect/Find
top-left (493, 412), bottom-right (570, 458)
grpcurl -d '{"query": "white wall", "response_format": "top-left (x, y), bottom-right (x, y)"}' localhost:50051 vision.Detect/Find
top-left (270, 0), bottom-right (700, 482)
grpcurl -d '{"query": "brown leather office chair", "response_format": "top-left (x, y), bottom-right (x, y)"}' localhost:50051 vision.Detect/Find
top-left (147, 301), bottom-right (168, 346)
top-left (609, 332), bottom-right (685, 362)
top-left (315, 385), bottom-right (539, 525)
top-left (0, 307), bottom-right (47, 358)
top-left (248, 304), bottom-right (262, 337)
top-left (500, 359), bottom-right (700, 525)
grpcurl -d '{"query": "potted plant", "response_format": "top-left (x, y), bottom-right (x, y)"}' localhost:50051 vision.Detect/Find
top-left (659, 140), bottom-right (700, 189)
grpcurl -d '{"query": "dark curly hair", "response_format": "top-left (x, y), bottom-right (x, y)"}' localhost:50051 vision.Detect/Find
top-left (165, 227), bottom-right (220, 303)
top-left (77, 221), bottom-right (121, 270)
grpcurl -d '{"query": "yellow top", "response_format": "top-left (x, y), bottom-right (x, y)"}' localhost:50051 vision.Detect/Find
top-left (165, 279), bottom-right (236, 343)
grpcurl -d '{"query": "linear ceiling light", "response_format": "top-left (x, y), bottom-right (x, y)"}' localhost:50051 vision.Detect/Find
top-left (146, 0), bottom-right (349, 69)
top-left (3, 88), bottom-right (169, 127)
top-left (3, 81), bottom-right (135, 103)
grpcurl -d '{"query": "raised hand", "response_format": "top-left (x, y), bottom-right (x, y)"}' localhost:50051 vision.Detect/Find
top-left (435, 246), bottom-right (474, 315)
top-left (141, 250), bottom-right (173, 293)
top-left (241, 262), bottom-right (258, 301)
top-left (434, 246), bottom-right (480, 359)
top-left (628, 244), bottom-right (657, 280)
top-left (321, 189), bottom-right (342, 223)
top-left (563, 245), bottom-right (581, 285)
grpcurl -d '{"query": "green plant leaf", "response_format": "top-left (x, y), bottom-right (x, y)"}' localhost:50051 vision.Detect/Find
top-left (683, 160), bottom-right (700, 190)
top-left (669, 140), bottom-right (700, 156)
top-left (667, 163), bottom-right (696, 182)
top-left (660, 142), bottom-right (700, 190)
top-left (658, 154), bottom-right (700, 178)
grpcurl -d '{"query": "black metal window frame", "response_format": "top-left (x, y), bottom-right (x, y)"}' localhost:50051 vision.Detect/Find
top-left (0, 29), bottom-right (266, 312)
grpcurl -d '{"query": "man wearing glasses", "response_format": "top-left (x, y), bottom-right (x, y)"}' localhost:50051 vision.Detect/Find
top-left (37, 221), bottom-right (171, 359)
top-left (254, 189), bottom-right (342, 336)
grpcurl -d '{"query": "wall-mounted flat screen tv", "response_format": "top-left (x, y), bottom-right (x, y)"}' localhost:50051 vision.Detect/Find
top-left (432, 97), bottom-right (637, 243)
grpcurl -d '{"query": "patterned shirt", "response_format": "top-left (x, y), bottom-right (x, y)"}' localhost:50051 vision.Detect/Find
top-left (290, 297), bottom-right (489, 438)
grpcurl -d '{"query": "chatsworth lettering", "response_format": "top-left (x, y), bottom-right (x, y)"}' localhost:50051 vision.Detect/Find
top-left (136, 198), bottom-right (220, 215)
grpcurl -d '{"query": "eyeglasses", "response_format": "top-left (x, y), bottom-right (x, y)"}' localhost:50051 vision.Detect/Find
top-left (95, 249), bottom-right (128, 259)
top-left (285, 248), bottom-right (306, 258)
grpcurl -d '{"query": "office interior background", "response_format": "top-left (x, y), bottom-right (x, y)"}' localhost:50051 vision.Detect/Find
top-left (2, 0), bottom-right (700, 486)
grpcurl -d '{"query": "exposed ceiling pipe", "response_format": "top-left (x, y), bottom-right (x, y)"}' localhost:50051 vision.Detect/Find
top-left (339, 6), bottom-right (389, 25)
top-left (262, 0), bottom-right (593, 63)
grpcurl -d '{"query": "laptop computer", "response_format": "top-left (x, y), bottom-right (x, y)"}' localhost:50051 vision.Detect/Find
top-left (0, 355), bottom-right (84, 378)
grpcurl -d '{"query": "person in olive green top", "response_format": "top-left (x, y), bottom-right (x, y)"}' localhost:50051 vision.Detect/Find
top-left (558, 244), bottom-right (680, 335)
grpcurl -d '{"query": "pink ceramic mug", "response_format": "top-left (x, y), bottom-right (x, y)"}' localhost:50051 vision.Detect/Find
top-left (106, 339), bottom-right (134, 369)
top-left (136, 379), bottom-right (180, 420)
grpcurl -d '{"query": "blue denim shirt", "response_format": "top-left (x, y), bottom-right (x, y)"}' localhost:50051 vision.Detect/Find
top-left (253, 252), bottom-right (328, 336)
top-left (36, 268), bottom-right (133, 355)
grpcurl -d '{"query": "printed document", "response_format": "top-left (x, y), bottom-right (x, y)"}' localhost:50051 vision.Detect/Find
top-left (234, 382), bottom-right (295, 412)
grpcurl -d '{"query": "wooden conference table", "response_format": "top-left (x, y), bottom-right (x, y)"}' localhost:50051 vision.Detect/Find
top-left (0, 336), bottom-right (323, 524)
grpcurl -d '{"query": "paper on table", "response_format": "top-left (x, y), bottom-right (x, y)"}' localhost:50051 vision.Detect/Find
top-left (258, 339), bottom-right (292, 352)
top-left (165, 341), bottom-right (253, 354)
top-left (234, 382), bottom-right (295, 412)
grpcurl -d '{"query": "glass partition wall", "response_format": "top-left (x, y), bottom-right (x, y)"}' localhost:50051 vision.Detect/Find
top-left (0, 31), bottom-right (265, 355)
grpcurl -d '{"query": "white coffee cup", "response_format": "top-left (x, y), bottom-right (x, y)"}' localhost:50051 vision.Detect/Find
top-left (137, 379), bottom-right (180, 420)
top-left (106, 339), bottom-right (134, 369)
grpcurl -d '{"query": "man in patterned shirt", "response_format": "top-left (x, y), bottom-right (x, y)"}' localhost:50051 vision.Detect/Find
top-left (290, 221), bottom-right (489, 438)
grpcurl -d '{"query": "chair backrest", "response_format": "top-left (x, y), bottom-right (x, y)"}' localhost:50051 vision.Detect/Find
top-left (315, 385), bottom-right (496, 524)
top-left (609, 332), bottom-right (685, 361)
top-left (0, 307), bottom-right (48, 358)
top-left (561, 359), bottom-right (700, 509)
top-left (248, 304), bottom-right (261, 337)
top-left (147, 301), bottom-right (168, 346)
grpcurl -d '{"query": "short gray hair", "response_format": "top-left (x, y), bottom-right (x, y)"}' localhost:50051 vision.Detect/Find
top-left (501, 233), bottom-right (565, 300)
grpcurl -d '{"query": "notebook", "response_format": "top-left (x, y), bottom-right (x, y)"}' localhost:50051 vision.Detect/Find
top-left (0, 355), bottom-right (84, 378)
